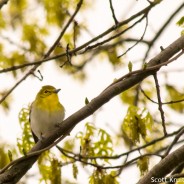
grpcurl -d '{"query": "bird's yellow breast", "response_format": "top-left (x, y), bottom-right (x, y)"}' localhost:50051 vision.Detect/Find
top-left (34, 93), bottom-right (63, 112)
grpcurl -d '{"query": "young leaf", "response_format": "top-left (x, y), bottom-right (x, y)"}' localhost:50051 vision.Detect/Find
top-left (177, 16), bottom-right (184, 27)
top-left (137, 156), bottom-right (149, 176)
top-left (17, 106), bottom-right (34, 155)
top-left (8, 150), bottom-right (13, 162)
top-left (128, 61), bottom-right (133, 72)
top-left (72, 163), bottom-right (78, 179)
top-left (85, 97), bottom-right (89, 105)
top-left (122, 105), bottom-right (153, 145)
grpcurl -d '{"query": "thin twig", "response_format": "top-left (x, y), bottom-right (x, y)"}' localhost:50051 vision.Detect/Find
top-left (58, 146), bottom-right (161, 170)
top-left (109, 0), bottom-right (119, 25)
top-left (163, 127), bottom-right (184, 158)
top-left (153, 73), bottom-right (167, 135)
top-left (73, 21), bottom-right (78, 49)
top-left (32, 70), bottom-right (43, 81)
top-left (141, 87), bottom-right (184, 105)
top-left (118, 14), bottom-right (149, 58)
top-left (0, 5), bottom-right (155, 75)
top-left (44, 0), bottom-right (83, 58)
top-left (57, 126), bottom-right (184, 160)
top-left (0, 38), bottom-right (150, 75)
top-left (143, 2), bottom-right (184, 62)
top-left (83, 15), bottom-right (146, 53)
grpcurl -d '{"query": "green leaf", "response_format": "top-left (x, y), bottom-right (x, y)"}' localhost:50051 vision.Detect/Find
top-left (128, 61), bottom-right (133, 72)
top-left (17, 106), bottom-right (34, 155)
top-left (89, 169), bottom-right (119, 184)
top-left (177, 16), bottom-right (184, 27)
top-left (8, 150), bottom-right (13, 162)
top-left (38, 151), bottom-right (62, 183)
top-left (137, 156), bottom-right (149, 176)
top-left (0, 145), bottom-right (16, 169)
top-left (106, 47), bottom-right (121, 66)
top-left (165, 84), bottom-right (184, 113)
top-left (76, 123), bottom-right (114, 163)
top-left (120, 80), bottom-right (155, 105)
top-left (72, 163), bottom-right (78, 179)
top-left (122, 105), bottom-right (153, 145)
top-left (143, 63), bottom-right (147, 70)
top-left (85, 97), bottom-right (89, 105)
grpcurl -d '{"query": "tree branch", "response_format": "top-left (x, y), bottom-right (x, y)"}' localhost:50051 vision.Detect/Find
top-left (0, 3), bottom-right (156, 75)
top-left (143, 1), bottom-right (184, 61)
top-left (109, 0), bottom-right (118, 25)
top-left (153, 73), bottom-right (167, 135)
top-left (0, 0), bottom-right (9, 9)
top-left (0, 35), bottom-right (183, 183)
top-left (138, 144), bottom-right (184, 184)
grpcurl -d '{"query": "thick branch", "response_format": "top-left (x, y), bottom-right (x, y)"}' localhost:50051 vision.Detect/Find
top-left (138, 144), bottom-right (184, 184)
top-left (0, 35), bottom-right (184, 183)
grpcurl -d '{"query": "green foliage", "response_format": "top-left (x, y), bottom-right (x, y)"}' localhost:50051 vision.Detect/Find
top-left (120, 80), bottom-right (155, 105)
top-left (120, 86), bottom-right (137, 105)
top-left (0, 91), bottom-right (12, 112)
top-left (17, 106), bottom-right (34, 154)
top-left (0, 12), bottom-right (6, 28)
top-left (8, 150), bottom-right (13, 162)
top-left (22, 24), bottom-right (48, 54)
top-left (89, 170), bottom-right (119, 184)
top-left (63, 138), bottom-right (75, 151)
top-left (76, 123), bottom-right (113, 159)
top-left (38, 152), bottom-right (61, 184)
top-left (0, 146), bottom-right (12, 169)
top-left (122, 105), bottom-right (153, 145)
top-left (41, 0), bottom-right (70, 26)
top-left (106, 47), bottom-right (121, 66)
top-left (137, 156), bottom-right (149, 176)
top-left (8, 0), bottom-right (27, 26)
top-left (165, 84), bottom-right (184, 113)
top-left (177, 16), bottom-right (184, 35)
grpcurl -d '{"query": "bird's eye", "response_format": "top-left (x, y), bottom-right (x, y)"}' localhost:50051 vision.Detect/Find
top-left (44, 90), bottom-right (48, 93)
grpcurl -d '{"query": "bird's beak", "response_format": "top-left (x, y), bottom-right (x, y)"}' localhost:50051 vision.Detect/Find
top-left (55, 89), bottom-right (61, 93)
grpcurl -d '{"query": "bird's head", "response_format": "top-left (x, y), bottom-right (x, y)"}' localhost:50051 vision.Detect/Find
top-left (36, 85), bottom-right (61, 99)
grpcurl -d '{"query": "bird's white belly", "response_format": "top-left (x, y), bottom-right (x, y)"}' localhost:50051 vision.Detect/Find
top-left (31, 107), bottom-right (65, 139)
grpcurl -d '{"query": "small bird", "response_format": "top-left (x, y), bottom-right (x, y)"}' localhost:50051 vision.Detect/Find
top-left (30, 85), bottom-right (65, 143)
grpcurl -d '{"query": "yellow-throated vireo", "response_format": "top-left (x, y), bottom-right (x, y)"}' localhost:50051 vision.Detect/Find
top-left (30, 85), bottom-right (65, 142)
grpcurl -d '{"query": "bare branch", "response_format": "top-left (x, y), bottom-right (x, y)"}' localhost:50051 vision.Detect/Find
top-left (109, 0), bottom-right (119, 25)
top-left (163, 127), bottom-right (184, 158)
top-left (153, 73), bottom-right (167, 135)
top-left (118, 14), bottom-right (149, 58)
